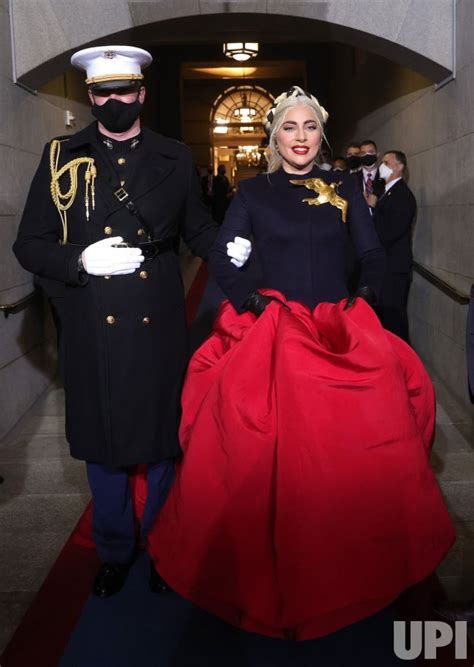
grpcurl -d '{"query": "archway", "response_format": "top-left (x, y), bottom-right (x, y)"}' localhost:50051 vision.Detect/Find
top-left (10, 2), bottom-right (454, 89)
top-left (210, 84), bottom-right (274, 183)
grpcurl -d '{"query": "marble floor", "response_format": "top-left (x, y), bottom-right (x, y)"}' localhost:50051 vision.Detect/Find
top-left (0, 268), bottom-right (473, 654)
top-left (429, 376), bottom-right (474, 601)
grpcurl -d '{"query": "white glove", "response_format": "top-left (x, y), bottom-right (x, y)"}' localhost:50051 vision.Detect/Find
top-left (227, 236), bottom-right (252, 268)
top-left (81, 237), bottom-right (144, 276)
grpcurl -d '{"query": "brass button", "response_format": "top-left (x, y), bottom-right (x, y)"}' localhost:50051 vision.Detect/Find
top-left (137, 228), bottom-right (145, 236)
top-left (139, 271), bottom-right (148, 280)
top-left (104, 226), bottom-right (112, 235)
top-left (117, 157), bottom-right (126, 166)
top-left (104, 275), bottom-right (111, 280)
top-left (142, 316), bottom-right (151, 325)
top-left (106, 315), bottom-right (116, 325)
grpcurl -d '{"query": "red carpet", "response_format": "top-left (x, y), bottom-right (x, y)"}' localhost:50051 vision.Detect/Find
top-left (0, 522), bottom-right (100, 667)
top-left (185, 261), bottom-right (209, 326)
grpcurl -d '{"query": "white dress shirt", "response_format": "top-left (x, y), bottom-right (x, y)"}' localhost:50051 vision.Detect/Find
top-left (362, 166), bottom-right (377, 187)
top-left (384, 176), bottom-right (402, 193)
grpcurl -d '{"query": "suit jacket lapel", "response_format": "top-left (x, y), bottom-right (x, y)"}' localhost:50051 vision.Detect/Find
top-left (375, 180), bottom-right (406, 219)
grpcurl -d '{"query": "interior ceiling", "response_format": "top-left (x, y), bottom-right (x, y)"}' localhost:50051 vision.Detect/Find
top-left (23, 8), bottom-right (442, 91)
top-left (182, 61), bottom-right (306, 80)
top-left (137, 14), bottom-right (334, 45)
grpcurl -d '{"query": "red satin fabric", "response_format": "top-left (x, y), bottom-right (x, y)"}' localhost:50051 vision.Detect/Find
top-left (148, 293), bottom-right (455, 640)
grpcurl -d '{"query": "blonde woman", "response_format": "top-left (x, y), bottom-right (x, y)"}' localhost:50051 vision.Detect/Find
top-left (208, 85), bottom-right (384, 315)
top-left (148, 87), bottom-right (454, 643)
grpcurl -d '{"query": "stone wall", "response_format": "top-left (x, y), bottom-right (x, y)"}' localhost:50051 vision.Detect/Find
top-left (330, 0), bottom-right (472, 416)
top-left (0, 0), bottom-right (89, 439)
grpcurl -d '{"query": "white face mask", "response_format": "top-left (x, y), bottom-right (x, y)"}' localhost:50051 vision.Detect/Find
top-left (379, 163), bottom-right (393, 181)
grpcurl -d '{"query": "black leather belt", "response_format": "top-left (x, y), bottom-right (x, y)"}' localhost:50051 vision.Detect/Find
top-left (136, 237), bottom-right (179, 260)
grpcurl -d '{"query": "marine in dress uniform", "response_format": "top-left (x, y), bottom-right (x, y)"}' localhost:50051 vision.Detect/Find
top-left (13, 45), bottom-right (250, 597)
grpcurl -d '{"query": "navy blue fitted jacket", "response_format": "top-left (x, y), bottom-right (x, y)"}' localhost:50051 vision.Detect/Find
top-left (209, 165), bottom-right (386, 311)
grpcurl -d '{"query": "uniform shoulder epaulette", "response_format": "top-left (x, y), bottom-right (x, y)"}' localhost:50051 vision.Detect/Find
top-left (52, 134), bottom-right (71, 143)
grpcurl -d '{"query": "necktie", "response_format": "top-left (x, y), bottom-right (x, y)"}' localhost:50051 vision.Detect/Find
top-left (365, 173), bottom-right (373, 197)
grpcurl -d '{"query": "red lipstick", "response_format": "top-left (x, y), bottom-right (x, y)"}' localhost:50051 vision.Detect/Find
top-left (292, 146), bottom-right (309, 154)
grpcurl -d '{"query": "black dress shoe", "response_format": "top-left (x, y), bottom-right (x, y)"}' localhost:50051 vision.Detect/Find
top-left (149, 562), bottom-right (173, 593)
top-left (93, 562), bottom-right (130, 598)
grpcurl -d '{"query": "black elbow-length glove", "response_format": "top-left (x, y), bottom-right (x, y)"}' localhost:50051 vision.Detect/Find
top-left (343, 285), bottom-right (377, 310)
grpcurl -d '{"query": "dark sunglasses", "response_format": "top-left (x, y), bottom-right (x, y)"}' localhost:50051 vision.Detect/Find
top-left (92, 85), bottom-right (141, 98)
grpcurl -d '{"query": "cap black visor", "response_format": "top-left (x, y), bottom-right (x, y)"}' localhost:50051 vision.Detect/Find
top-left (90, 80), bottom-right (142, 94)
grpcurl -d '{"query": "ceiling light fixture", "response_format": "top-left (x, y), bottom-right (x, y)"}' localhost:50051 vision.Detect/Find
top-left (223, 42), bottom-right (259, 62)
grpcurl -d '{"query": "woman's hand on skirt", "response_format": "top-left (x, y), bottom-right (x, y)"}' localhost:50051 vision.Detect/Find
top-left (243, 291), bottom-right (290, 317)
top-left (343, 285), bottom-right (377, 310)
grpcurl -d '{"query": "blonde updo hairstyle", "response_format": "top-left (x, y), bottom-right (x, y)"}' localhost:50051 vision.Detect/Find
top-left (264, 86), bottom-right (329, 173)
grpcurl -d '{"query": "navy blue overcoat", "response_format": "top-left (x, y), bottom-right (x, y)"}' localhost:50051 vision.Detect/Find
top-left (209, 165), bottom-right (385, 311)
top-left (14, 122), bottom-right (217, 466)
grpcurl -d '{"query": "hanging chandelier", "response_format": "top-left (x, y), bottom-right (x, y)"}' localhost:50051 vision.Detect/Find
top-left (233, 92), bottom-right (257, 124)
top-left (235, 145), bottom-right (262, 167)
top-left (223, 42), bottom-right (259, 62)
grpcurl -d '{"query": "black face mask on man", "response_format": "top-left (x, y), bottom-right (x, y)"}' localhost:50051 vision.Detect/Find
top-left (346, 154), bottom-right (362, 170)
top-left (92, 98), bottom-right (142, 133)
top-left (360, 153), bottom-right (378, 167)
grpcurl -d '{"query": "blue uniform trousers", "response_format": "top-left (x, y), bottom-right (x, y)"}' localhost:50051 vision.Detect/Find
top-left (86, 461), bottom-right (175, 563)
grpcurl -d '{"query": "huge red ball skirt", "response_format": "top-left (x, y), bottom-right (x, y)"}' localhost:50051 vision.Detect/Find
top-left (148, 293), bottom-right (455, 640)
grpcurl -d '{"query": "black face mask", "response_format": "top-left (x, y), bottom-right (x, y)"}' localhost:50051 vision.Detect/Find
top-left (92, 98), bottom-right (142, 133)
top-left (360, 153), bottom-right (377, 167)
top-left (346, 154), bottom-right (362, 170)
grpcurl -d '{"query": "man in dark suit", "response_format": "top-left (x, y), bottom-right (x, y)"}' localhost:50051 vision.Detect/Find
top-left (373, 150), bottom-right (416, 342)
top-left (13, 45), bottom-right (250, 598)
top-left (201, 164), bottom-right (214, 210)
top-left (345, 142), bottom-right (361, 174)
top-left (212, 164), bottom-right (231, 224)
top-left (353, 140), bottom-right (385, 212)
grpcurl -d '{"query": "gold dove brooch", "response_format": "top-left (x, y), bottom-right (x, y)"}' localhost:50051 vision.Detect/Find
top-left (289, 177), bottom-right (348, 223)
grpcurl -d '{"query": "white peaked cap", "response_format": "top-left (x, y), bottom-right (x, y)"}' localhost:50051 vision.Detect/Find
top-left (71, 45), bottom-right (152, 86)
